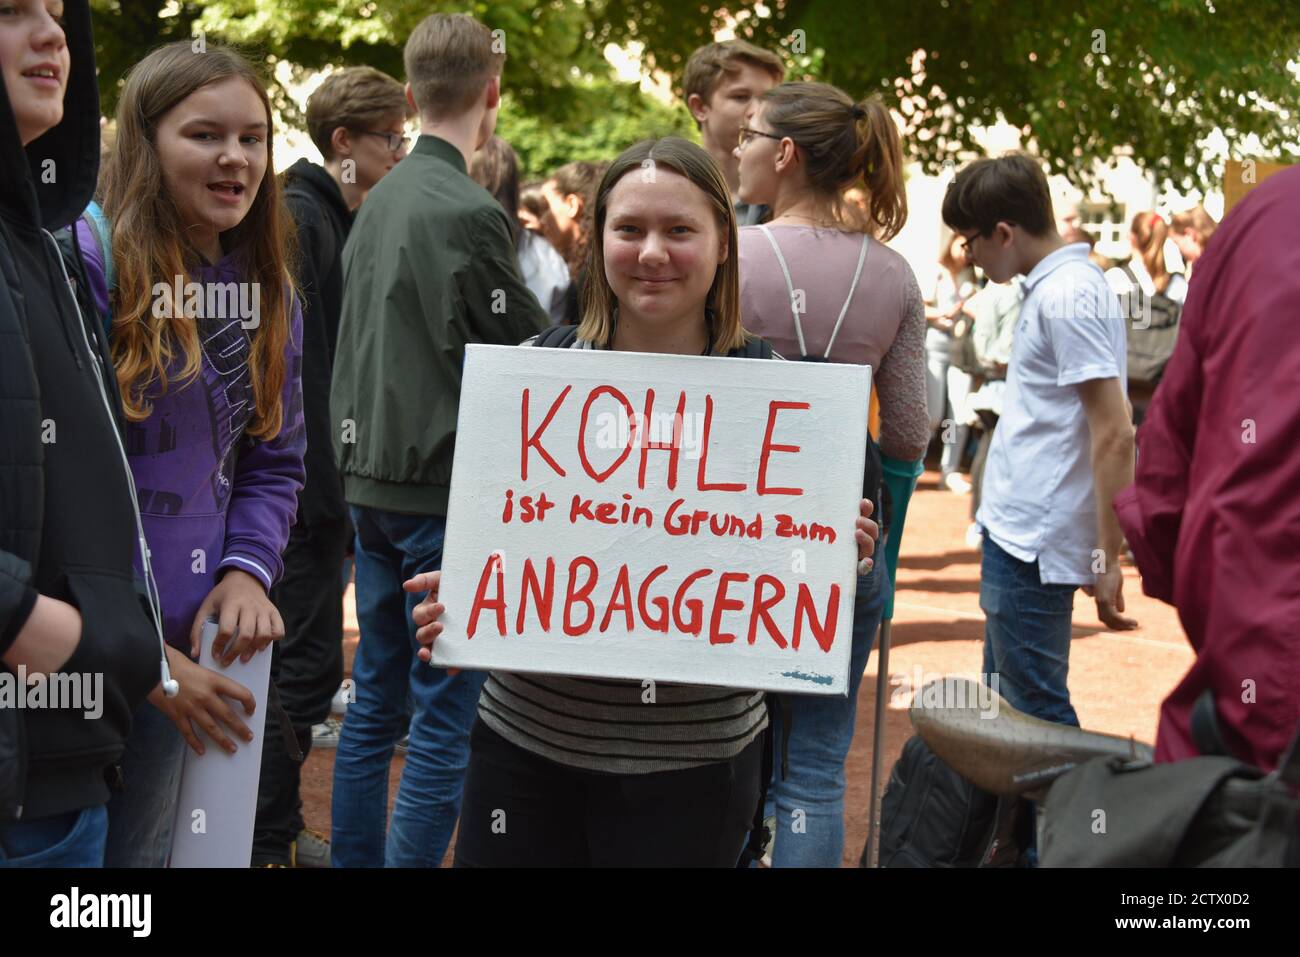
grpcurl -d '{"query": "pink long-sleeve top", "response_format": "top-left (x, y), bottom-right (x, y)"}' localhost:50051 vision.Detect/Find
top-left (738, 225), bottom-right (929, 462)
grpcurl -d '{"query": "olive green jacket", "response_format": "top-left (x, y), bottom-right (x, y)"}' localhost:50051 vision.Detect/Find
top-left (330, 135), bottom-right (550, 515)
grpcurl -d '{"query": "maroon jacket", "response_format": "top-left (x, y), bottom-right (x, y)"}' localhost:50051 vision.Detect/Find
top-left (1114, 166), bottom-right (1300, 772)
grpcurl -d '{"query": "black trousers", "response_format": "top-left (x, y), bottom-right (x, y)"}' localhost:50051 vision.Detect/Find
top-left (251, 517), bottom-right (349, 864)
top-left (453, 718), bottom-right (763, 867)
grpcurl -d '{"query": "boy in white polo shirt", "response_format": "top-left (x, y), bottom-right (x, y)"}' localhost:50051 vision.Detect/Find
top-left (943, 154), bottom-right (1137, 726)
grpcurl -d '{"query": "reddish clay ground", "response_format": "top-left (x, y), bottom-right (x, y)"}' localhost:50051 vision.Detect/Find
top-left (299, 468), bottom-right (1194, 867)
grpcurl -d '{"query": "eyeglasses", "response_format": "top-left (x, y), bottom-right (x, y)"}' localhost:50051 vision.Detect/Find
top-left (737, 126), bottom-right (783, 149)
top-left (360, 130), bottom-right (410, 153)
top-left (957, 224), bottom-right (1017, 257)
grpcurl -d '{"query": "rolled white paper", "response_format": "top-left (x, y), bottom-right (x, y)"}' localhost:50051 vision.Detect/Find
top-left (168, 618), bottom-right (273, 868)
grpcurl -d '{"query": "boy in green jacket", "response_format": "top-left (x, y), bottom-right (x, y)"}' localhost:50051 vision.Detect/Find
top-left (328, 11), bottom-right (549, 867)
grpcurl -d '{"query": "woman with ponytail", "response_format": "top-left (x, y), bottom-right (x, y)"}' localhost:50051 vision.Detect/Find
top-left (1107, 211), bottom-right (1188, 306)
top-left (734, 82), bottom-right (928, 867)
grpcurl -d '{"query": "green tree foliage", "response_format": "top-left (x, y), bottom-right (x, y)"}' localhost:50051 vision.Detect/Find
top-left (602, 0), bottom-right (1300, 189)
top-left (498, 83), bottom-right (696, 181)
top-left (89, 0), bottom-right (1300, 190)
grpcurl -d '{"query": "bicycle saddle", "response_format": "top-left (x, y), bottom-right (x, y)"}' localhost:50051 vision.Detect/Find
top-left (909, 677), bottom-right (1155, 796)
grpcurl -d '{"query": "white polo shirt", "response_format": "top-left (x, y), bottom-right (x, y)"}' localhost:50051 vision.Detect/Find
top-left (976, 243), bottom-right (1127, 585)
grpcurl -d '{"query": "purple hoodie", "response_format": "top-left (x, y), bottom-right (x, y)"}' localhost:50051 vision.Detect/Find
top-left (76, 218), bottom-right (306, 649)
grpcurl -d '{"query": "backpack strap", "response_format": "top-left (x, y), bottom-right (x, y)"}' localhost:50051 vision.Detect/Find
top-left (758, 226), bottom-right (869, 360)
top-left (80, 200), bottom-right (114, 340)
top-left (737, 718), bottom-right (775, 868)
top-left (728, 336), bottom-right (774, 360)
top-left (757, 224), bottom-right (808, 357)
top-left (83, 200), bottom-right (115, 292)
top-left (531, 323), bottom-right (770, 357)
top-left (735, 692), bottom-right (792, 868)
top-left (530, 324), bottom-right (580, 349)
top-left (823, 234), bottom-right (869, 359)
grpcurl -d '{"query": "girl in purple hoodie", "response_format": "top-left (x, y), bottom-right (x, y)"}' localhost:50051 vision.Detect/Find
top-left (75, 42), bottom-right (305, 867)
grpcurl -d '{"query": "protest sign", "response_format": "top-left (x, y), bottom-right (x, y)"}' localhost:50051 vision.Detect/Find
top-left (434, 344), bottom-right (871, 695)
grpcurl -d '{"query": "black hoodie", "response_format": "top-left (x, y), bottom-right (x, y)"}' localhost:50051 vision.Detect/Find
top-left (0, 0), bottom-right (160, 821)
top-left (282, 158), bottom-right (352, 528)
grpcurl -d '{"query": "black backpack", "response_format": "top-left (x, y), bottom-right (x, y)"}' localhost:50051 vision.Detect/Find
top-left (1041, 691), bottom-right (1300, 867)
top-left (1120, 264), bottom-right (1182, 389)
top-left (878, 735), bottom-right (1029, 867)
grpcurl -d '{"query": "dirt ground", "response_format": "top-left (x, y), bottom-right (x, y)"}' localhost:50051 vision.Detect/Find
top-left (299, 468), bottom-right (1195, 867)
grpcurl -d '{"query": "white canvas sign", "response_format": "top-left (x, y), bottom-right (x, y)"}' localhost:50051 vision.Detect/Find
top-left (434, 344), bottom-right (871, 695)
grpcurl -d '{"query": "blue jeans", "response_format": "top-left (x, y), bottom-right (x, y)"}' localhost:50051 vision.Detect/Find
top-left (980, 532), bottom-right (1079, 727)
top-left (331, 506), bottom-right (487, 868)
top-left (0, 804), bottom-right (109, 867)
top-left (764, 560), bottom-right (890, 867)
top-left (105, 699), bottom-right (187, 867)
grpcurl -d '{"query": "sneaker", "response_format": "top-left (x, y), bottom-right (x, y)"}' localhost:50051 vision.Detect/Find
top-left (330, 682), bottom-right (351, 717)
top-left (312, 717), bottom-right (342, 749)
top-left (291, 828), bottom-right (331, 869)
top-left (942, 472), bottom-right (972, 494)
top-left (758, 814), bottom-right (776, 868)
top-left (964, 522), bottom-right (983, 550)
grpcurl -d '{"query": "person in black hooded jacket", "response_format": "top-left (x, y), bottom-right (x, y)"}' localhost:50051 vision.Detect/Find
top-left (0, 0), bottom-right (161, 866)
top-left (252, 65), bottom-right (410, 867)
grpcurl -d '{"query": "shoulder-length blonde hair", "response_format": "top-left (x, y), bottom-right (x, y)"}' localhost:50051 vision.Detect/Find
top-left (101, 41), bottom-right (295, 440)
top-left (577, 137), bottom-right (747, 354)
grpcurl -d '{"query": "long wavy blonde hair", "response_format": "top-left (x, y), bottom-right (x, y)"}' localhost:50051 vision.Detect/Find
top-left (100, 41), bottom-right (295, 439)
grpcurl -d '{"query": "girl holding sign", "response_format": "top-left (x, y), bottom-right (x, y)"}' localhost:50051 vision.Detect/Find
top-left (734, 82), bottom-right (929, 866)
top-left (73, 42), bottom-right (306, 866)
top-left (405, 137), bottom-right (878, 867)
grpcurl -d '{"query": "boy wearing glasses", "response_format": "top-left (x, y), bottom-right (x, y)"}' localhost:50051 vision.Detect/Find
top-left (943, 154), bottom-right (1137, 729)
top-left (252, 66), bottom-right (411, 868)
